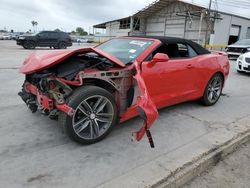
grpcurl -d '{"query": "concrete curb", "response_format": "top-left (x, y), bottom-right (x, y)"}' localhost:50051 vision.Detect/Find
top-left (153, 129), bottom-right (250, 188)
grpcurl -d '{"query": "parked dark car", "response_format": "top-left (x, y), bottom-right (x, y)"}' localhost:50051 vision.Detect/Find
top-left (16, 31), bottom-right (72, 49)
top-left (226, 39), bottom-right (250, 58)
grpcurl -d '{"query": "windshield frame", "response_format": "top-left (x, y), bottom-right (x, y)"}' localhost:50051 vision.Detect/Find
top-left (95, 37), bottom-right (158, 65)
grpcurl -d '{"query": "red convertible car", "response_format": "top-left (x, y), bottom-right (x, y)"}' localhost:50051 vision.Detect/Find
top-left (19, 36), bottom-right (230, 147)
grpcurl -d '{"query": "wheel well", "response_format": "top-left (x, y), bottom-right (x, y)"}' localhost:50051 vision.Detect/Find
top-left (82, 78), bottom-right (117, 94)
top-left (215, 71), bottom-right (225, 85)
top-left (202, 71), bottom-right (225, 95)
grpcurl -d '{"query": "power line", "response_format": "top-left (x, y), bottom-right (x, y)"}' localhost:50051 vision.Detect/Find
top-left (216, 0), bottom-right (250, 8)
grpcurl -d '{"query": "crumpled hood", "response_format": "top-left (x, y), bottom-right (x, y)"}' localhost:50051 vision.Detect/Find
top-left (20, 48), bottom-right (125, 74)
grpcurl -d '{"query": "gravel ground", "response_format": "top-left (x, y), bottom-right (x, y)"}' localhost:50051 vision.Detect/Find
top-left (183, 140), bottom-right (250, 188)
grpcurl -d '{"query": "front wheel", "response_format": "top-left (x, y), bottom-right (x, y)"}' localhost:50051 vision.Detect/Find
top-left (59, 86), bottom-right (118, 145)
top-left (23, 41), bottom-right (35, 49)
top-left (201, 73), bottom-right (224, 106)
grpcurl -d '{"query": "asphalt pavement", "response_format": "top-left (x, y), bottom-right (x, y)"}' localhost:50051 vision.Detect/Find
top-left (0, 40), bottom-right (249, 188)
top-left (183, 140), bottom-right (250, 188)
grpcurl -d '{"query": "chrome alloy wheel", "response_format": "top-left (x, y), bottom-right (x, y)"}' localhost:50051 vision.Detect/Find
top-left (207, 75), bottom-right (223, 103)
top-left (72, 95), bottom-right (114, 140)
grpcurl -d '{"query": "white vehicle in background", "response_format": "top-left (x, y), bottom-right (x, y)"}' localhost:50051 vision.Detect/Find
top-left (236, 52), bottom-right (250, 73)
top-left (226, 39), bottom-right (250, 59)
top-left (2, 34), bottom-right (11, 40)
top-left (76, 38), bottom-right (88, 43)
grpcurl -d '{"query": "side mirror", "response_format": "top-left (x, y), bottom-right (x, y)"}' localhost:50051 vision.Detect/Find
top-left (151, 53), bottom-right (169, 64)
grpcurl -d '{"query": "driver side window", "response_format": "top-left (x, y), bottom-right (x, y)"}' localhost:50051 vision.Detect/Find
top-left (146, 42), bottom-right (198, 61)
top-left (38, 32), bottom-right (48, 38)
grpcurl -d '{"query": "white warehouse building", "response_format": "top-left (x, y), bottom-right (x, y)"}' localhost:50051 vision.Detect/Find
top-left (93, 0), bottom-right (250, 47)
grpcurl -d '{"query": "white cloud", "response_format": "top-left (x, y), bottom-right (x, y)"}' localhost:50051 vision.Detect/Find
top-left (0, 0), bottom-right (152, 32)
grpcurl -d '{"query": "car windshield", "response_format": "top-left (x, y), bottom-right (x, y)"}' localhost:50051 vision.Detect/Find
top-left (96, 38), bottom-right (153, 64)
top-left (234, 39), bottom-right (250, 45)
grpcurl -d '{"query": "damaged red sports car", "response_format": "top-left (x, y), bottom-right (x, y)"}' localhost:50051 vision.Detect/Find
top-left (19, 36), bottom-right (230, 146)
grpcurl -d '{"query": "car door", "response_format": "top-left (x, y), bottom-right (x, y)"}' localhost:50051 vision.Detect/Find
top-left (37, 32), bottom-right (49, 46)
top-left (47, 32), bottom-right (59, 46)
top-left (141, 42), bottom-right (200, 108)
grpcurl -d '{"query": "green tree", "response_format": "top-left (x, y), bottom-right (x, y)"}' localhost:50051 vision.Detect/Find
top-left (76, 27), bottom-right (88, 36)
top-left (31, 21), bottom-right (38, 32)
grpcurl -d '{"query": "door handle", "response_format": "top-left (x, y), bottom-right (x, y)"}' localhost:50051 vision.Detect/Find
top-left (187, 64), bottom-right (193, 69)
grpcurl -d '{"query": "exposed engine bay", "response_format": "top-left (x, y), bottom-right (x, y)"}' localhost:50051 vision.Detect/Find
top-left (19, 52), bottom-right (135, 118)
top-left (19, 48), bottom-right (158, 147)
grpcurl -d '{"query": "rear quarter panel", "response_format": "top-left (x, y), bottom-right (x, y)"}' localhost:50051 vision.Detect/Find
top-left (195, 53), bottom-right (230, 96)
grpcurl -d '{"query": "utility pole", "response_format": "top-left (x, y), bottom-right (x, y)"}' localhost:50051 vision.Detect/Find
top-left (204, 0), bottom-right (212, 47)
top-left (198, 10), bottom-right (204, 45)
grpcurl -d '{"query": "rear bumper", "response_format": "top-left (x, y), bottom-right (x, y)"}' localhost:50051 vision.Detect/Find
top-left (67, 42), bottom-right (73, 47)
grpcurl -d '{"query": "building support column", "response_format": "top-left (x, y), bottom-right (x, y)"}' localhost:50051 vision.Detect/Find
top-left (184, 12), bottom-right (187, 38)
top-left (163, 16), bottom-right (167, 36)
top-left (130, 16), bottom-right (134, 36)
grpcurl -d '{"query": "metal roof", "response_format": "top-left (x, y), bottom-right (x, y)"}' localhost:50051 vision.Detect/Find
top-left (134, 0), bottom-right (178, 17)
top-left (133, 0), bottom-right (250, 19)
top-left (93, 17), bottom-right (130, 29)
top-left (93, 0), bottom-right (250, 28)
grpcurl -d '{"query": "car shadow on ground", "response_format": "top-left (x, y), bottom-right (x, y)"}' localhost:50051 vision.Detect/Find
top-left (236, 72), bottom-right (250, 77)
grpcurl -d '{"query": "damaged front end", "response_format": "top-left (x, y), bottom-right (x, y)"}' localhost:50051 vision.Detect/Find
top-left (19, 48), bottom-right (158, 147)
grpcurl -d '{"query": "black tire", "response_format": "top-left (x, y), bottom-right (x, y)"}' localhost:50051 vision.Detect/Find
top-left (237, 70), bottom-right (244, 73)
top-left (58, 42), bottom-right (67, 49)
top-left (59, 86), bottom-right (118, 144)
top-left (23, 41), bottom-right (35, 49)
top-left (201, 73), bottom-right (224, 106)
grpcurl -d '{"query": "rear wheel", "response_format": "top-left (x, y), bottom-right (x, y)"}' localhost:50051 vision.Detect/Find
top-left (59, 86), bottom-right (118, 144)
top-left (201, 73), bottom-right (223, 106)
top-left (58, 42), bottom-right (67, 49)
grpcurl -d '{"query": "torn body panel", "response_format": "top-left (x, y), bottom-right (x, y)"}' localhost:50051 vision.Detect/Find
top-left (18, 36), bottom-right (229, 146)
top-left (132, 61), bottom-right (158, 147)
top-left (19, 48), bottom-right (158, 146)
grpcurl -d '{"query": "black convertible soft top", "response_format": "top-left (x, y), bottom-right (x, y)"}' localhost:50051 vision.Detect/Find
top-left (129, 36), bottom-right (210, 55)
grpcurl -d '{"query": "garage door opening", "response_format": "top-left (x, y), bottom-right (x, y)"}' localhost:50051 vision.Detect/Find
top-left (228, 25), bottom-right (241, 45)
top-left (246, 27), bottom-right (250, 39)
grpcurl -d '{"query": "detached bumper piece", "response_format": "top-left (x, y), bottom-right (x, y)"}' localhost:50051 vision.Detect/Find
top-left (18, 88), bottom-right (37, 113)
top-left (133, 62), bottom-right (159, 148)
